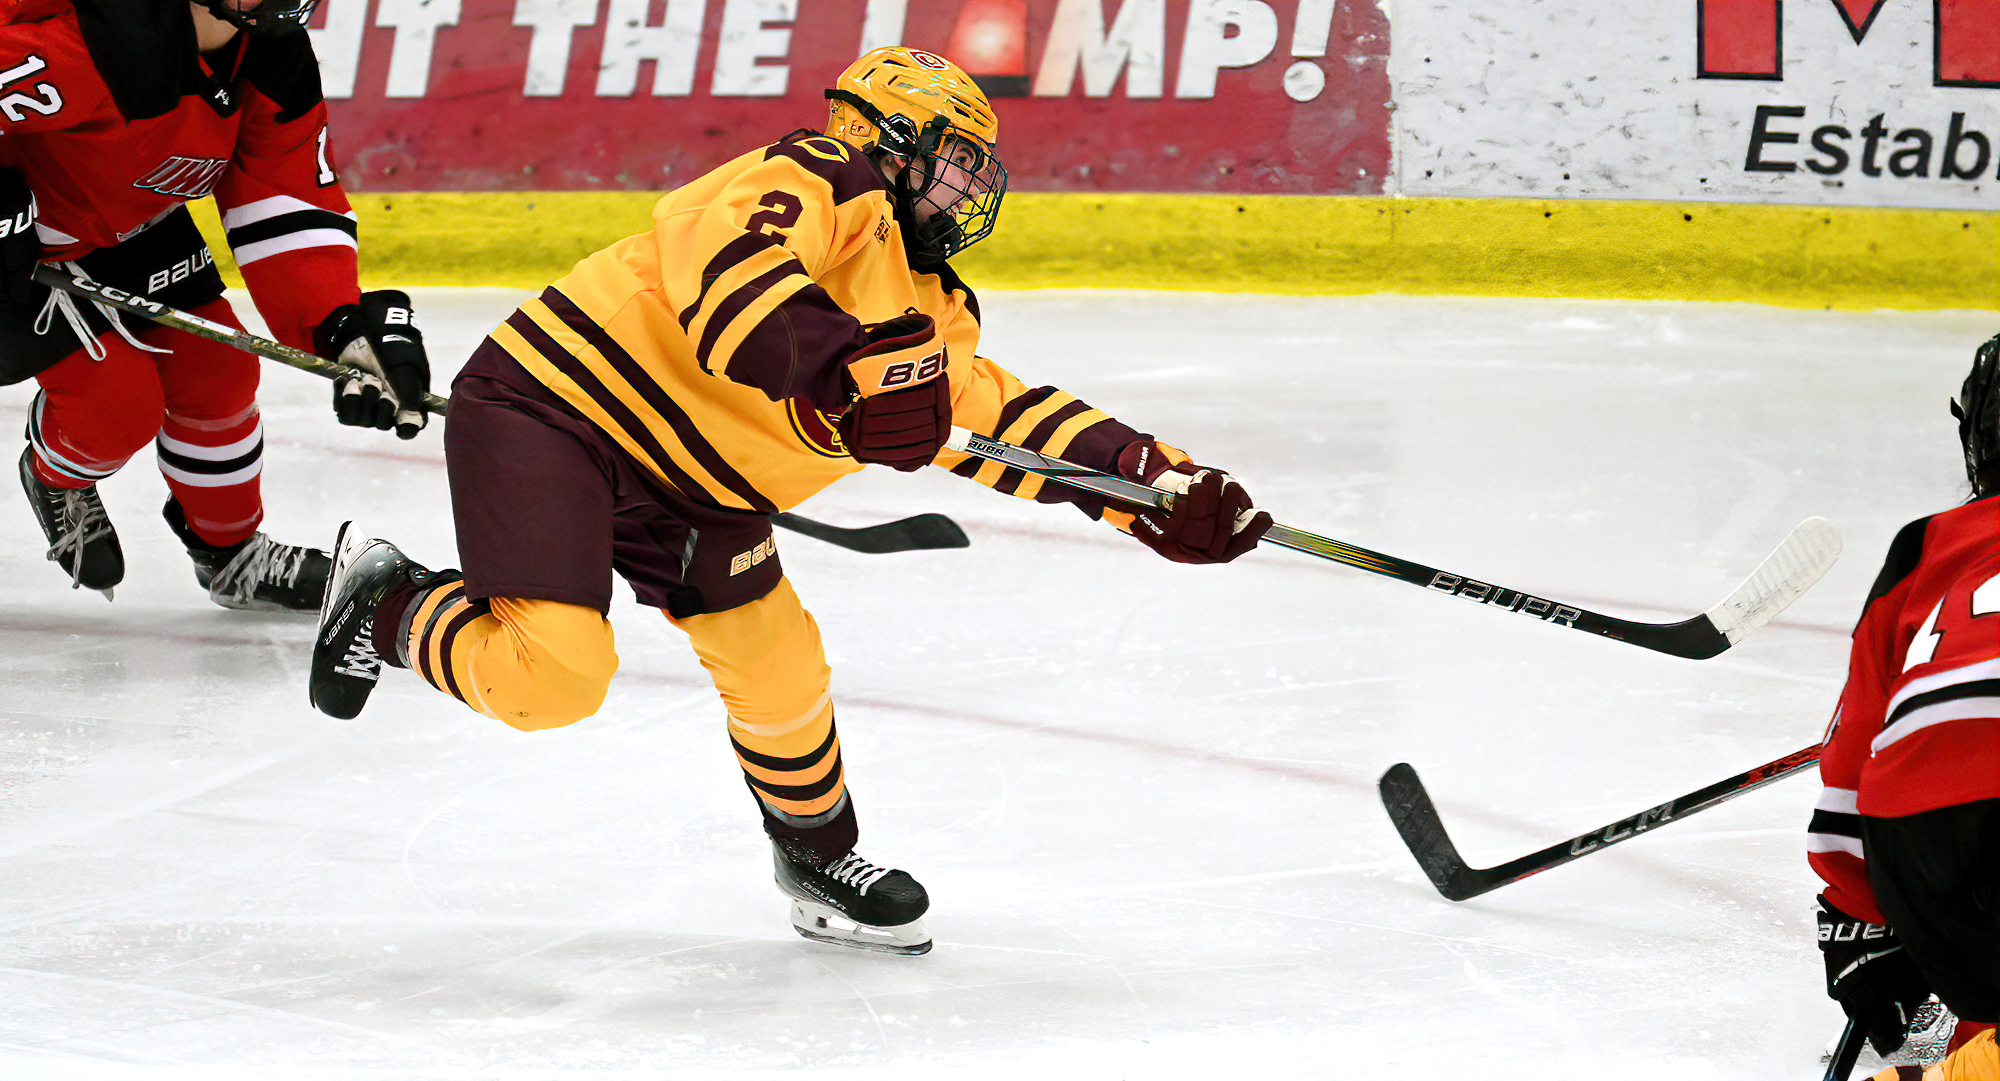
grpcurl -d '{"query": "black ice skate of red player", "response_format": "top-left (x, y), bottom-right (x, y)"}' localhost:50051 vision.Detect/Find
top-left (0, 0), bottom-right (429, 607)
top-left (1809, 334), bottom-right (2000, 1077)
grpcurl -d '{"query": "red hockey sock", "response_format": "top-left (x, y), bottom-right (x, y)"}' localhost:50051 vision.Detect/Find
top-left (154, 300), bottom-right (265, 548)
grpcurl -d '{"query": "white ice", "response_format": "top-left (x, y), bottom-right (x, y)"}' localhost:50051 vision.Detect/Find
top-left (0, 289), bottom-right (1993, 1080)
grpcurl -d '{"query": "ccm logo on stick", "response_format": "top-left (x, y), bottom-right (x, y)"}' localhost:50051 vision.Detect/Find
top-left (879, 350), bottom-right (945, 389)
top-left (1567, 800), bottom-right (1676, 855)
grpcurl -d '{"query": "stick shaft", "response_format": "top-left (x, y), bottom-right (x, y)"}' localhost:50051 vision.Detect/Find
top-left (1824, 1017), bottom-right (1866, 1081)
top-left (1472, 743), bottom-right (1822, 887)
top-left (945, 427), bottom-right (1738, 658)
top-left (1381, 743), bottom-right (1821, 900)
top-left (34, 265), bottom-right (450, 414)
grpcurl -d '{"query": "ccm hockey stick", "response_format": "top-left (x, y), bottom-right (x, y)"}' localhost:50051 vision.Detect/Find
top-left (1378, 743), bottom-right (1822, 901)
top-left (36, 267), bottom-right (969, 555)
top-left (35, 264), bottom-right (453, 414)
top-left (944, 427), bottom-right (1841, 659)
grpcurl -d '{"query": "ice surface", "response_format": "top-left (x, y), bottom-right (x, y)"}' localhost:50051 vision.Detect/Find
top-left (0, 289), bottom-right (1993, 1079)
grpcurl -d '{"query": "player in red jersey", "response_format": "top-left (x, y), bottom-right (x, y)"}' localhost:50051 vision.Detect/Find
top-left (0, 0), bottom-right (430, 607)
top-left (1811, 335), bottom-right (2000, 1078)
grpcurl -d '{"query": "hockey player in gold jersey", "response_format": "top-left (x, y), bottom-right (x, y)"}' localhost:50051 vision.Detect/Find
top-left (308, 47), bottom-right (1271, 955)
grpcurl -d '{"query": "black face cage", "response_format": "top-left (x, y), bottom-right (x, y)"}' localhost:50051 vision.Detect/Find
top-left (197, 0), bottom-right (319, 36)
top-left (825, 89), bottom-right (1007, 267)
top-left (1953, 334), bottom-right (2000, 498)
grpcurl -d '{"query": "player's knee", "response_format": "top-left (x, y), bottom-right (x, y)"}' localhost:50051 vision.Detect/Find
top-left (487, 671), bottom-right (610, 731)
top-left (672, 578), bottom-right (831, 732)
top-left (479, 598), bottom-right (618, 731)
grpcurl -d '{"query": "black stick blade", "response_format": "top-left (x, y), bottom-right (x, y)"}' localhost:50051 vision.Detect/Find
top-left (772, 512), bottom-right (970, 554)
top-left (891, 513), bottom-right (971, 551)
top-left (1378, 763), bottom-right (1487, 902)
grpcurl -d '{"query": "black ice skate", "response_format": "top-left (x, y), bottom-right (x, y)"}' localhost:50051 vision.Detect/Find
top-left (774, 843), bottom-right (931, 955)
top-left (311, 521), bottom-right (426, 720)
top-left (18, 446), bottom-right (122, 599)
top-left (164, 499), bottom-right (331, 612)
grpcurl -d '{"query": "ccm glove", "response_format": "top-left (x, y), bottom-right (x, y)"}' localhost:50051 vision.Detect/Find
top-left (838, 313), bottom-right (951, 472)
top-left (1117, 440), bottom-right (1272, 564)
top-left (0, 168), bottom-right (41, 310)
top-left (1818, 897), bottom-right (1933, 1056)
top-left (315, 290), bottom-right (431, 440)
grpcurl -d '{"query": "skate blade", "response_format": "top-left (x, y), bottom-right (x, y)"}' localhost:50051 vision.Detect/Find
top-left (788, 900), bottom-right (931, 956)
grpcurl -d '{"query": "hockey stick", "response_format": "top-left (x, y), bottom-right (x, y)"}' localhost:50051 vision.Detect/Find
top-left (769, 511), bottom-right (968, 553)
top-left (36, 264), bottom-right (453, 414)
top-left (35, 266), bottom-right (970, 555)
top-left (1377, 743), bottom-right (1822, 901)
top-left (944, 427), bottom-right (1841, 660)
top-left (1824, 1017), bottom-right (1866, 1081)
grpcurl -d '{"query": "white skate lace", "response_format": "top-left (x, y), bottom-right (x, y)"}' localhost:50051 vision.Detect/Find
top-left (335, 618), bottom-right (381, 680)
top-left (823, 854), bottom-right (894, 896)
top-left (44, 487), bottom-right (113, 588)
top-left (34, 264), bottom-right (169, 361)
top-left (212, 534), bottom-right (309, 607)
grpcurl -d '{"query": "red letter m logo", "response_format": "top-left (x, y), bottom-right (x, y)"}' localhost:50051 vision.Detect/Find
top-left (1698, 1), bottom-right (2000, 87)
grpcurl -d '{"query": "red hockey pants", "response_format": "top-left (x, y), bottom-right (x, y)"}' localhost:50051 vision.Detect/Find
top-left (27, 297), bottom-right (265, 547)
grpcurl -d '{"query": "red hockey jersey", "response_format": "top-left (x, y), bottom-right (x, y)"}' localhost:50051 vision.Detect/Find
top-left (1810, 495), bottom-right (2000, 923)
top-left (0, 0), bottom-right (358, 352)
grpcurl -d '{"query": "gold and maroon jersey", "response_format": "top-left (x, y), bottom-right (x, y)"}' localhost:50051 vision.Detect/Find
top-left (483, 128), bottom-right (1149, 518)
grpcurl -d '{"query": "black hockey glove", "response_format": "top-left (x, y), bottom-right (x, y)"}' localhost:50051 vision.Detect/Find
top-left (0, 168), bottom-right (42, 311)
top-left (315, 290), bottom-right (431, 440)
top-left (1818, 896), bottom-right (1932, 1056)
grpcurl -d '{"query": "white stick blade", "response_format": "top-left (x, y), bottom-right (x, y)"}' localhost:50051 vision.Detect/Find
top-left (1705, 517), bottom-right (1843, 643)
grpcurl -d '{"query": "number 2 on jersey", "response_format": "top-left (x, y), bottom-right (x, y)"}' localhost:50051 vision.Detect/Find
top-left (746, 191), bottom-right (802, 239)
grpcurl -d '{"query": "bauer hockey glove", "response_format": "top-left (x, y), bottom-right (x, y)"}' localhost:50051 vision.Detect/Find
top-left (0, 168), bottom-right (40, 310)
top-left (1818, 897), bottom-right (1933, 1056)
top-left (316, 290), bottom-right (431, 440)
top-left (1117, 440), bottom-right (1272, 564)
top-left (838, 313), bottom-right (951, 472)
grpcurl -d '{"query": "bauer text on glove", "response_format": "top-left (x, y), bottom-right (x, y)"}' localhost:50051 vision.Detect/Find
top-left (838, 314), bottom-right (951, 471)
top-left (315, 290), bottom-right (431, 440)
top-left (1116, 440), bottom-right (1272, 564)
top-left (1818, 896), bottom-right (1933, 1057)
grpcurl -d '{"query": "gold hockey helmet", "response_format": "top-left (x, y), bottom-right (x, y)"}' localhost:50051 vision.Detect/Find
top-left (825, 47), bottom-right (1007, 266)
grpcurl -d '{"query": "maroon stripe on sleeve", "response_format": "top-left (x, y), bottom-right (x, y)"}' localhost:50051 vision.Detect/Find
top-left (679, 232), bottom-right (785, 333)
top-left (505, 310), bottom-right (732, 510)
top-left (995, 400), bottom-right (1093, 496)
top-left (1018, 401), bottom-right (1092, 452)
top-left (993, 387), bottom-right (1057, 438)
top-left (692, 258), bottom-right (810, 371)
top-left (698, 278), bottom-right (866, 413)
top-left (1050, 414), bottom-right (1147, 474)
top-left (432, 602), bottom-right (489, 706)
top-left (538, 290), bottom-right (780, 513)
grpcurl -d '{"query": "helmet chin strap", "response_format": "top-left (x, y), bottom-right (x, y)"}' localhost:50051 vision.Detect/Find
top-left (828, 89), bottom-right (965, 265)
top-left (194, 0), bottom-right (319, 37)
